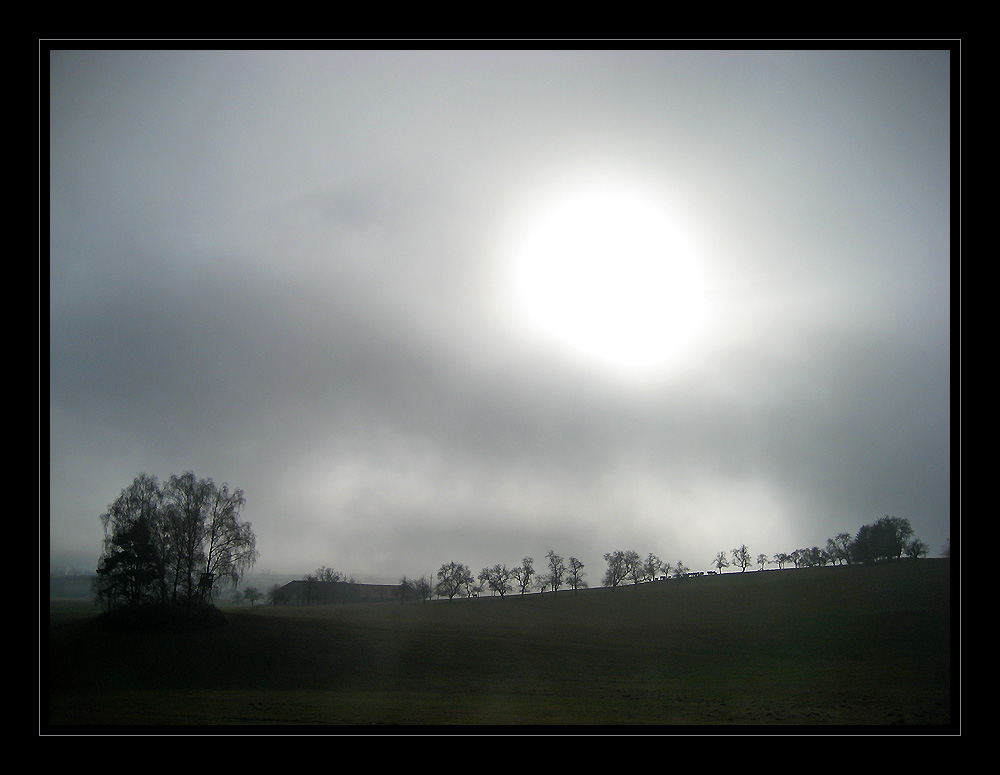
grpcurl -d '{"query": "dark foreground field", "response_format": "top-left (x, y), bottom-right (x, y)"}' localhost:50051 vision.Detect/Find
top-left (45, 559), bottom-right (954, 730)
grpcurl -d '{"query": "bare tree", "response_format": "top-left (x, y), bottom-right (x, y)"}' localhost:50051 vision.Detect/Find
top-left (315, 565), bottom-right (351, 583)
top-left (436, 561), bottom-right (473, 600)
top-left (400, 575), bottom-right (433, 601)
top-left (732, 544), bottom-right (751, 572)
top-left (826, 533), bottom-right (853, 565)
top-left (479, 564), bottom-right (514, 596)
top-left (200, 482), bottom-right (257, 603)
top-left (642, 553), bottom-right (663, 583)
top-left (713, 551), bottom-right (730, 574)
top-left (566, 556), bottom-right (587, 592)
top-left (161, 473), bottom-right (212, 605)
top-left (414, 575), bottom-right (433, 601)
top-left (398, 577), bottom-right (416, 602)
top-left (545, 550), bottom-right (566, 593)
top-left (623, 550), bottom-right (644, 585)
top-left (511, 557), bottom-right (536, 595)
top-left (603, 551), bottom-right (629, 589)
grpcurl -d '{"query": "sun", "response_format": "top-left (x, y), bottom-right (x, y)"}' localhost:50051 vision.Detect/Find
top-left (511, 186), bottom-right (709, 374)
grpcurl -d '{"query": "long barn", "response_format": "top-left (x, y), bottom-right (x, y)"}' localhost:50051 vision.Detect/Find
top-left (274, 579), bottom-right (401, 605)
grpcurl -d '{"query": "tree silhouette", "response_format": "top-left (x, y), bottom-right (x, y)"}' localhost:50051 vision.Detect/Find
top-left (602, 551), bottom-right (629, 588)
top-left (827, 533), bottom-right (853, 565)
top-left (94, 472), bottom-right (257, 612)
top-left (642, 553), bottom-right (663, 582)
top-left (852, 516), bottom-right (916, 564)
top-left (242, 587), bottom-right (262, 606)
top-left (623, 550), bottom-right (644, 585)
top-left (435, 561), bottom-right (473, 600)
top-left (95, 512), bottom-right (164, 610)
top-left (732, 544), bottom-right (751, 572)
top-left (479, 564), bottom-right (513, 596)
top-left (567, 556), bottom-right (587, 591)
top-left (511, 557), bottom-right (536, 595)
top-left (545, 550), bottom-right (566, 593)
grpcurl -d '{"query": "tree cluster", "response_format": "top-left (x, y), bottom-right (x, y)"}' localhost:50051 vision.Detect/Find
top-left (602, 550), bottom-right (676, 587)
top-left (398, 575), bottom-right (434, 602)
top-left (850, 515), bottom-right (926, 564)
top-left (313, 565), bottom-right (355, 584)
top-left (767, 517), bottom-right (928, 571)
top-left (434, 560), bottom-right (475, 599)
top-left (479, 563), bottom-right (514, 596)
top-left (94, 472), bottom-right (258, 612)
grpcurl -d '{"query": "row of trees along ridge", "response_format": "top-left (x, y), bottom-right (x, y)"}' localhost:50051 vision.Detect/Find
top-left (412, 516), bottom-right (936, 601)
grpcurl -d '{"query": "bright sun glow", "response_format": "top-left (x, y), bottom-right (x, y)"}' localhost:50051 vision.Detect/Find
top-left (512, 186), bottom-right (709, 374)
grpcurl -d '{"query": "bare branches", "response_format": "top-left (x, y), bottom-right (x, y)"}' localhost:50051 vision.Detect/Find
top-left (95, 472), bottom-right (258, 610)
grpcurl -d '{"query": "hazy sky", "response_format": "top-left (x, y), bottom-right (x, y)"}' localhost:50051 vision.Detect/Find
top-left (47, 48), bottom-right (953, 582)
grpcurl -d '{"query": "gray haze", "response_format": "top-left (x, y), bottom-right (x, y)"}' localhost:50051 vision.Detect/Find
top-left (48, 49), bottom-right (952, 582)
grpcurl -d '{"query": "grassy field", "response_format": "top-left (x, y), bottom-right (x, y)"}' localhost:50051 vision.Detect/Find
top-left (45, 559), bottom-right (954, 730)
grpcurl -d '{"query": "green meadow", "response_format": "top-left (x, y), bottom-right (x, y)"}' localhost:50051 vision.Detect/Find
top-left (45, 559), bottom-right (952, 729)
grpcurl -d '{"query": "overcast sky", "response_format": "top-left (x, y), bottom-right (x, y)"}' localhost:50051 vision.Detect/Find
top-left (47, 48), bottom-right (953, 582)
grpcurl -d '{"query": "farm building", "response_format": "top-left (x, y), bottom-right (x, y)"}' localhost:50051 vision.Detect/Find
top-left (273, 579), bottom-right (401, 605)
